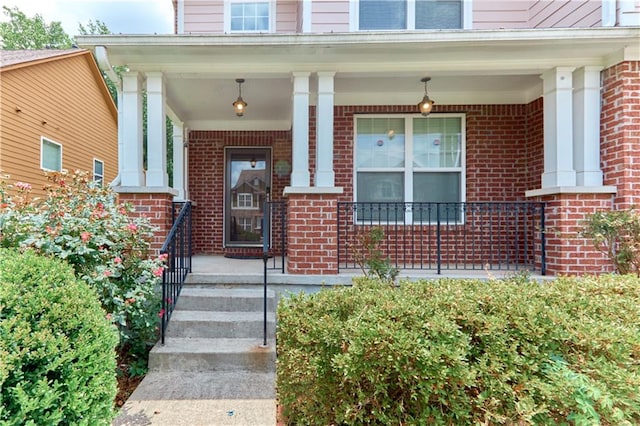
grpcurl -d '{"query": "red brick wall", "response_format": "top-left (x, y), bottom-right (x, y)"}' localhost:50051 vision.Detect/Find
top-left (601, 61), bottom-right (640, 209)
top-left (539, 194), bottom-right (613, 275)
top-left (188, 130), bottom-right (291, 254)
top-left (188, 104), bottom-right (544, 256)
top-left (286, 193), bottom-right (338, 274)
top-left (119, 192), bottom-right (174, 255)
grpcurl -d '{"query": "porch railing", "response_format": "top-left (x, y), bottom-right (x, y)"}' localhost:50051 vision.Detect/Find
top-left (160, 201), bottom-right (193, 345)
top-left (264, 200), bottom-right (287, 272)
top-left (337, 202), bottom-right (546, 275)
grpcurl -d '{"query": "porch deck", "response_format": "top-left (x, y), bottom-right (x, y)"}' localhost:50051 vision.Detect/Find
top-left (188, 255), bottom-right (547, 287)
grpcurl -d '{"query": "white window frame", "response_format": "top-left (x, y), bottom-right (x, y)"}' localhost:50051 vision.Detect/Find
top-left (350, 0), bottom-right (472, 31)
top-left (40, 137), bottom-right (63, 172)
top-left (93, 158), bottom-right (104, 186)
top-left (236, 192), bottom-right (255, 209)
top-left (224, 0), bottom-right (276, 33)
top-left (353, 113), bottom-right (466, 223)
top-left (239, 217), bottom-right (252, 231)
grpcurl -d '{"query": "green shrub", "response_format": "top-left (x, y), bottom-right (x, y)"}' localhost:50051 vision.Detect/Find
top-left (582, 209), bottom-right (640, 275)
top-left (277, 275), bottom-right (640, 425)
top-left (0, 249), bottom-right (118, 425)
top-left (0, 171), bottom-right (163, 374)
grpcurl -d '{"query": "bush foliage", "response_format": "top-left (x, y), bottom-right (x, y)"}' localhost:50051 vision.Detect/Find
top-left (582, 209), bottom-right (640, 275)
top-left (277, 276), bottom-right (640, 425)
top-left (0, 171), bottom-right (164, 373)
top-left (0, 249), bottom-right (118, 425)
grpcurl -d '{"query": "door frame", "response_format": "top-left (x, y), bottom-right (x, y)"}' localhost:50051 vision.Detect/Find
top-left (223, 146), bottom-right (272, 248)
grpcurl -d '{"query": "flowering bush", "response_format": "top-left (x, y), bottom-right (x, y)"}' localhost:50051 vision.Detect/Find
top-left (0, 171), bottom-right (163, 373)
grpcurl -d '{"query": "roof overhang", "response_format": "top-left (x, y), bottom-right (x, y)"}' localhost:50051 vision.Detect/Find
top-left (77, 28), bottom-right (640, 130)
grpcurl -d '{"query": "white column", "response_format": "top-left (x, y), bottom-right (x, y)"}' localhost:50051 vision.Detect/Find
top-left (573, 66), bottom-right (604, 187)
top-left (146, 72), bottom-right (168, 187)
top-left (315, 72), bottom-right (335, 187)
top-left (290, 72), bottom-right (311, 187)
top-left (120, 72), bottom-right (145, 187)
top-left (541, 67), bottom-right (576, 188)
top-left (172, 122), bottom-right (186, 200)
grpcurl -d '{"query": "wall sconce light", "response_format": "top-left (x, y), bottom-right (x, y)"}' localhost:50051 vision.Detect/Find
top-left (417, 77), bottom-right (435, 116)
top-left (232, 78), bottom-right (247, 117)
top-left (250, 158), bottom-right (257, 168)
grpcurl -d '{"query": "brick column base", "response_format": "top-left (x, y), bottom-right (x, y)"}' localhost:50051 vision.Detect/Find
top-left (116, 187), bottom-right (177, 255)
top-left (527, 190), bottom-right (615, 275)
top-left (284, 188), bottom-right (343, 274)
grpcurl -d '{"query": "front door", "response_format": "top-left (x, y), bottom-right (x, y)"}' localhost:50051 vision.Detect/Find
top-left (224, 147), bottom-right (271, 247)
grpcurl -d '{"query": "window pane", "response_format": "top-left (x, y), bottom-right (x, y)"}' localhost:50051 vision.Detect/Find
top-left (94, 160), bottom-right (103, 175)
top-left (357, 172), bottom-right (404, 221)
top-left (42, 140), bottom-right (61, 171)
top-left (416, 0), bottom-right (462, 29)
top-left (231, 2), bottom-right (269, 31)
top-left (413, 172), bottom-right (460, 203)
top-left (413, 117), bottom-right (461, 168)
top-left (356, 118), bottom-right (405, 168)
top-left (359, 0), bottom-right (406, 30)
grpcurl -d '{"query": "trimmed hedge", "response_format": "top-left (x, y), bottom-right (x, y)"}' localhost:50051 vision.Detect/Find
top-left (0, 250), bottom-right (118, 425)
top-left (277, 276), bottom-right (640, 425)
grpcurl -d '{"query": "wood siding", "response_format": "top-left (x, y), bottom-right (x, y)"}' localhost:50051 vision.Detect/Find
top-left (183, 1), bottom-right (224, 33)
top-left (276, 0), bottom-right (299, 33)
top-left (0, 51), bottom-right (117, 196)
top-left (311, 0), bottom-right (350, 32)
top-left (475, 0), bottom-right (602, 29)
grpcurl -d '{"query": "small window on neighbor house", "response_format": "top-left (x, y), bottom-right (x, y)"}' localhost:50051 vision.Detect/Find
top-left (41, 138), bottom-right (62, 171)
top-left (93, 159), bottom-right (104, 186)
top-left (237, 192), bottom-right (254, 208)
top-left (230, 1), bottom-right (270, 32)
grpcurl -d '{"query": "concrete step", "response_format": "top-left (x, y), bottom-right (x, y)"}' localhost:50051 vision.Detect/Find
top-left (149, 337), bottom-right (276, 373)
top-left (175, 287), bottom-right (276, 312)
top-left (166, 310), bottom-right (276, 339)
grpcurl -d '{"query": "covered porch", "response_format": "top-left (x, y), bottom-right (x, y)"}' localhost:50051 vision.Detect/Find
top-left (77, 27), bottom-right (640, 276)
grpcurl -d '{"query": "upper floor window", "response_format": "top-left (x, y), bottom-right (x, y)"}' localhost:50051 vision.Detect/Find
top-left (229, 1), bottom-right (271, 32)
top-left (41, 137), bottom-right (62, 171)
top-left (357, 0), bottom-right (463, 30)
top-left (236, 192), bottom-right (254, 208)
top-left (93, 159), bottom-right (104, 186)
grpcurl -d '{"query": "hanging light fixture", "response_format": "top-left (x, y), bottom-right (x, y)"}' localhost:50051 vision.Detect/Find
top-left (232, 78), bottom-right (247, 117)
top-left (250, 158), bottom-right (257, 168)
top-left (417, 77), bottom-right (435, 116)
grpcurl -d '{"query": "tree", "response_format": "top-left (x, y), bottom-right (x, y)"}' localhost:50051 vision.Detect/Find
top-left (0, 6), bottom-right (72, 49)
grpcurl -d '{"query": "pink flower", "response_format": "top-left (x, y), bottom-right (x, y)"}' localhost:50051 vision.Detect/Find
top-left (114, 256), bottom-right (122, 264)
top-left (158, 309), bottom-right (165, 318)
top-left (127, 223), bottom-right (138, 232)
top-left (153, 267), bottom-right (164, 277)
top-left (106, 313), bottom-right (113, 321)
top-left (15, 182), bottom-right (31, 191)
top-left (103, 270), bottom-right (112, 277)
top-left (80, 232), bottom-right (91, 242)
top-left (159, 253), bottom-right (169, 262)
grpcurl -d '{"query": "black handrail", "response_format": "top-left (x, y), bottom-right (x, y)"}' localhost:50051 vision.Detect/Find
top-left (160, 201), bottom-right (192, 345)
top-left (337, 201), bottom-right (546, 275)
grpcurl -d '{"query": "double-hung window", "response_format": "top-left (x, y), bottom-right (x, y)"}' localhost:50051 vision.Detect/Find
top-left (236, 193), bottom-right (254, 208)
top-left (357, 0), bottom-right (463, 30)
top-left (93, 159), bottom-right (104, 186)
top-left (355, 114), bottom-right (465, 221)
top-left (229, 0), bottom-right (271, 32)
top-left (41, 137), bottom-right (62, 171)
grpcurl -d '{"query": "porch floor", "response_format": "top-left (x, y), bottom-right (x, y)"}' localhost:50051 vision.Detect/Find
top-left (189, 255), bottom-right (547, 286)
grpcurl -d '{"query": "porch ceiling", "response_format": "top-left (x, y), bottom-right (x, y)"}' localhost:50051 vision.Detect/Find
top-left (77, 28), bottom-right (640, 131)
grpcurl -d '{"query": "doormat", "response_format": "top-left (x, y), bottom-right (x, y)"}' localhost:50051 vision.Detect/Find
top-left (223, 254), bottom-right (273, 260)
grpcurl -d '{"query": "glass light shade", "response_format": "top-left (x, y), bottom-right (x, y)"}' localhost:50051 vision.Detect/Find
top-left (418, 96), bottom-right (434, 116)
top-left (233, 97), bottom-right (247, 116)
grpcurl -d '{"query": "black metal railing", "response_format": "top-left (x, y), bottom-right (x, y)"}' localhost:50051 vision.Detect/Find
top-left (264, 200), bottom-right (287, 273)
top-left (160, 201), bottom-right (193, 344)
top-left (337, 202), bottom-right (546, 274)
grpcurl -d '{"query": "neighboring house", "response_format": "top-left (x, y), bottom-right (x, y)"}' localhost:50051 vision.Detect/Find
top-left (0, 49), bottom-right (117, 196)
top-left (78, 0), bottom-right (640, 276)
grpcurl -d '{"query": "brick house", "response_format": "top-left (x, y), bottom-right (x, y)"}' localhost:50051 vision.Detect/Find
top-left (77, 0), bottom-right (640, 276)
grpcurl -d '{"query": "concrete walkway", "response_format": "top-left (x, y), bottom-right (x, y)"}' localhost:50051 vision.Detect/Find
top-left (114, 371), bottom-right (276, 426)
